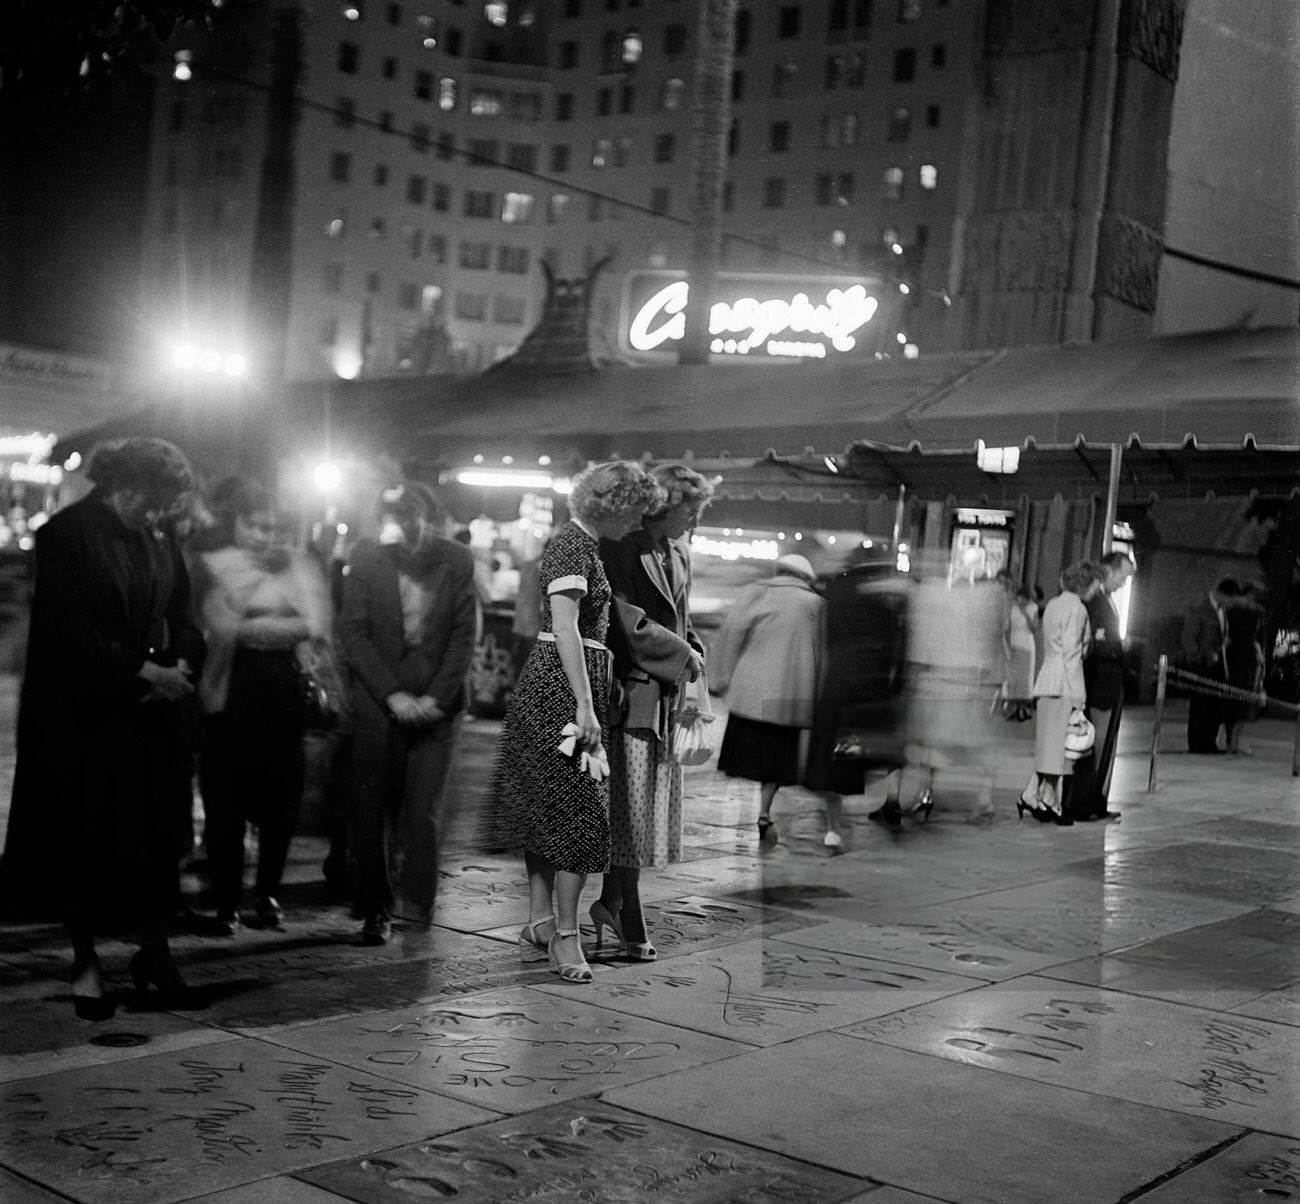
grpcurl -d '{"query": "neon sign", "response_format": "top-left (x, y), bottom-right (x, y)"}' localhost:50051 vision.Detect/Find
top-left (623, 272), bottom-right (883, 361)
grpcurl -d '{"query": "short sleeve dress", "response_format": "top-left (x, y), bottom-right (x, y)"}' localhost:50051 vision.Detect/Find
top-left (486, 521), bottom-right (613, 874)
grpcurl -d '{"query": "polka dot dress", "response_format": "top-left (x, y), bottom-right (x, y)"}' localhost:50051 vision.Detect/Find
top-left (485, 523), bottom-right (612, 874)
top-left (608, 728), bottom-right (682, 868)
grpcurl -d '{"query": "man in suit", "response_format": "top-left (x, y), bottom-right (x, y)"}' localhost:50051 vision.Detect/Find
top-left (1079, 552), bottom-right (1134, 819)
top-left (1181, 577), bottom-right (1238, 755)
top-left (339, 485), bottom-right (478, 944)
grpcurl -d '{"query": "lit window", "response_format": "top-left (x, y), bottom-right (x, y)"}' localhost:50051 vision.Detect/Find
top-left (919, 163), bottom-right (938, 190)
top-left (470, 88), bottom-right (503, 116)
top-left (501, 192), bottom-right (535, 223)
top-left (327, 216), bottom-right (346, 238)
top-left (485, 2), bottom-right (508, 26)
top-left (840, 112), bottom-right (859, 145)
top-left (622, 30), bottom-right (643, 63)
top-left (548, 193), bottom-right (570, 222)
top-left (343, 4), bottom-right (361, 20)
top-left (831, 229), bottom-right (847, 247)
top-left (438, 77), bottom-right (457, 110)
top-left (661, 78), bottom-right (684, 110)
top-left (591, 137), bottom-right (611, 168)
top-left (882, 167), bottom-right (904, 199)
top-left (422, 284), bottom-right (442, 314)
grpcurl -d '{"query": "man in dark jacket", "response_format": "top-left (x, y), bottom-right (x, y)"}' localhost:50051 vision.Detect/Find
top-left (339, 485), bottom-right (478, 944)
top-left (1078, 552), bottom-right (1134, 819)
top-left (1181, 578), bottom-right (1237, 754)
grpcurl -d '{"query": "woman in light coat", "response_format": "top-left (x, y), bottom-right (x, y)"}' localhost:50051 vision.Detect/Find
top-left (1020, 560), bottom-right (1100, 825)
top-left (710, 554), bottom-right (827, 843)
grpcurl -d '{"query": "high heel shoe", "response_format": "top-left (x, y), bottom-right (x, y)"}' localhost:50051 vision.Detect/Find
top-left (71, 957), bottom-right (114, 1022)
top-left (130, 948), bottom-right (198, 1009)
top-left (547, 929), bottom-right (593, 984)
top-left (908, 786), bottom-right (934, 822)
top-left (1016, 791), bottom-right (1039, 820)
top-left (518, 914), bottom-right (556, 960)
top-left (757, 816), bottom-right (777, 843)
top-left (588, 901), bottom-right (624, 953)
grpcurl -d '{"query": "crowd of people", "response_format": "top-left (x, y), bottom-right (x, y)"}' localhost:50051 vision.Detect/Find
top-left (0, 434), bottom-right (1274, 1014)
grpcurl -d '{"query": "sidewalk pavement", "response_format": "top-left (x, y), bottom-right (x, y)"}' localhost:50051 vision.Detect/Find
top-left (0, 690), bottom-right (1297, 1204)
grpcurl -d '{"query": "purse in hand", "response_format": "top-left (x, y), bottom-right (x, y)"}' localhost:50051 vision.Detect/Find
top-left (1064, 707), bottom-right (1095, 760)
top-left (297, 639), bottom-right (348, 732)
top-left (669, 674), bottom-right (717, 767)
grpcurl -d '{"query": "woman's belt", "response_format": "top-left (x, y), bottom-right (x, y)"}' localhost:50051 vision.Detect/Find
top-left (536, 632), bottom-right (609, 652)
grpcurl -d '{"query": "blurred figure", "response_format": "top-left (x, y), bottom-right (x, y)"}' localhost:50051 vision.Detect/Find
top-left (594, 463), bottom-right (711, 958)
top-left (486, 462), bottom-right (660, 984)
top-left (340, 484), bottom-right (478, 945)
top-left (1005, 585), bottom-right (1039, 721)
top-left (1181, 577), bottom-right (1238, 753)
top-left (1078, 551), bottom-right (1134, 820)
top-left (901, 573), bottom-right (1006, 824)
top-left (1224, 581), bottom-right (1267, 754)
top-left (710, 554), bottom-right (826, 844)
top-left (1020, 561), bottom-right (1100, 824)
top-left (0, 438), bottom-right (203, 1018)
top-left (195, 479), bottom-right (332, 934)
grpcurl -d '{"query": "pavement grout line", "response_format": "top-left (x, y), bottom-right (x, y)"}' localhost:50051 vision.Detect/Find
top-left (1113, 1128), bottom-right (1252, 1203)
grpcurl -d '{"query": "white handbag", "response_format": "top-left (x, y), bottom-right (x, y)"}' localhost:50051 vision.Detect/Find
top-left (1064, 708), bottom-right (1096, 760)
top-left (669, 674), bottom-right (717, 767)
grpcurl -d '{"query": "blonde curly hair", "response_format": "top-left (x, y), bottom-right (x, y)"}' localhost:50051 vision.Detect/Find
top-left (568, 461), bottom-right (663, 525)
top-left (646, 463), bottom-right (716, 520)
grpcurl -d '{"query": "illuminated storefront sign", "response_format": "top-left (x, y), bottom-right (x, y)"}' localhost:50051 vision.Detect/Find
top-left (622, 271), bottom-right (883, 361)
top-left (690, 533), bottom-right (780, 561)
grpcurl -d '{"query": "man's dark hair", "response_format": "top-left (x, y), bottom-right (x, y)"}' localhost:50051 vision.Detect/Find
top-left (1216, 577), bottom-right (1243, 597)
top-left (1099, 551), bottom-right (1134, 570)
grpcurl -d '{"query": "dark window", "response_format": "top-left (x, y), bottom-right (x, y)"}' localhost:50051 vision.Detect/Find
top-left (410, 123), bottom-right (430, 151)
top-left (778, 6), bottom-right (801, 37)
top-left (550, 144), bottom-right (570, 171)
top-left (406, 174), bottom-right (426, 203)
top-left (722, 181), bottom-right (735, 211)
top-left (366, 272), bottom-right (381, 294)
top-left (824, 56), bottom-right (841, 89)
top-left (663, 23), bottom-right (687, 55)
top-left (436, 132), bottom-right (455, 160)
top-left (330, 151), bottom-right (351, 182)
top-left (564, 0), bottom-right (581, 14)
top-left (382, 56), bottom-right (397, 79)
top-left (815, 173), bottom-right (833, 204)
top-left (497, 245), bottom-right (530, 273)
top-left (931, 43), bottom-right (946, 67)
top-left (588, 193), bottom-right (603, 220)
top-left (373, 163), bottom-right (389, 186)
top-left (459, 240), bottom-right (491, 268)
top-left (893, 48), bottom-right (915, 82)
top-left (469, 138), bottom-right (499, 165)
top-left (445, 26), bottom-right (462, 55)
top-left (338, 42), bottom-right (359, 73)
top-left (768, 121), bottom-right (791, 152)
top-left (415, 69), bottom-right (432, 99)
top-left (464, 189), bottom-right (497, 217)
top-left (556, 93), bottom-right (574, 120)
top-left (597, 88), bottom-right (612, 116)
top-left (854, 0), bottom-right (873, 32)
top-left (838, 171), bottom-right (855, 202)
top-left (926, 104), bottom-right (940, 127)
top-left (335, 97), bottom-right (356, 128)
top-left (559, 41), bottom-right (578, 68)
top-left (650, 186), bottom-right (670, 214)
top-left (763, 177), bottom-right (786, 208)
top-left (378, 110), bottom-right (393, 131)
top-left (829, 0), bottom-right (848, 32)
top-left (898, 0), bottom-right (921, 21)
top-left (388, 3), bottom-right (403, 23)
top-left (507, 143), bottom-right (536, 172)
top-left (734, 9), bottom-right (751, 53)
top-left (398, 282), bottom-right (418, 309)
top-left (728, 118), bottom-right (740, 156)
top-left (772, 61), bottom-right (797, 95)
top-left (887, 106), bottom-right (911, 140)
top-left (731, 70), bottom-right (745, 101)
top-left (432, 183), bottom-right (450, 210)
top-left (848, 50), bottom-right (866, 85)
top-left (427, 234), bottom-right (447, 264)
top-left (619, 83), bottom-right (634, 113)
top-left (654, 132), bottom-right (675, 162)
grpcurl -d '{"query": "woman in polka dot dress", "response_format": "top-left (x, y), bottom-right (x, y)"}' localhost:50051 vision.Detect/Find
top-left (487, 461), bottom-right (660, 983)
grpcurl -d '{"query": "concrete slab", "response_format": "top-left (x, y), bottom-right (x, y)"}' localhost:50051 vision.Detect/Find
top-left (1134, 1131), bottom-right (1300, 1203)
top-left (298, 1099), bottom-right (867, 1203)
top-left (1226, 984), bottom-right (1300, 1029)
top-left (0, 1041), bottom-right (496, 1204)
top-left (841, 977), bottom-right (1300, 1137)
top-left (186, 1177), bottom-right (354, 1203)
top-left (530, 938), bottom-right (981, 1045)
top-left (1104, 842), bottom-right (1300, 905)
top-left (264, 986), bottom-right (747, 1115)
top-left (0, 1165), bottom-right (70, 1202)
top-left (606, 1033), bottom-right (1238, 1203)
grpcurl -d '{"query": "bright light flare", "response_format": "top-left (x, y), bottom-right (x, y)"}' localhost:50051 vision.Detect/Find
top-left (198, 349), bottom-right (222, 373)
top-left (223, 353), bottom-right (247, 377)
top-left (172, 344), bottom-right (198, 370)
top-left (313, 462), bottom-right (343, 492)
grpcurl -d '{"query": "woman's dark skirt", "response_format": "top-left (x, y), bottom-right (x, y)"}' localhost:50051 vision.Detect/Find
top-left (717, 714), bottom-right (802, 785)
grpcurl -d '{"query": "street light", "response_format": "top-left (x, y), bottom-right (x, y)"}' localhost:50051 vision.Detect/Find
top-left (313, 461), bottom-right (343, 493)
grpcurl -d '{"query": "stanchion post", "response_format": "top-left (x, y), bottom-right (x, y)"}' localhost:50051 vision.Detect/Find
top-left (1148, 653), bottom-right (1167, 793)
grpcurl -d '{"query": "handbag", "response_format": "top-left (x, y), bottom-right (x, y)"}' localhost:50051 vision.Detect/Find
top-left (297, 639), bottom-right (348, 732)
top-left (1064, 707), bottom-right (1095, 760)
top-left (669, 674), bottom-right (717, 767)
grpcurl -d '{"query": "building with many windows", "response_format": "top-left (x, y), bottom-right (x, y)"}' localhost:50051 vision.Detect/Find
top-left (140, 0), bottom-right (981, 381)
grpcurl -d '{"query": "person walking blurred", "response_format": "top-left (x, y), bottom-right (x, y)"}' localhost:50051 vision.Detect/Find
top-left (1020, 561), bottom-right (1099, 824)
top-left (593, 464), bottom-right (712, 960)
top-left (1078, 551), bottom-right (1134, 820)
top-left (195, 479), bottom-right (332, 934)
top-left (0, 438), bottom-right (204, 1018)
top-left (710, 554), bottom-right (827, 844)
top-left (486, 461), bottom-right (660, 984)
top-left (1224, 581), bottom-right (1267, 754)
top-left (1181, 578), bottom-right (1237, 753)
top-left (1005, 585), bottom-right (1039, 721)
top-left (339, 484), bottom-right (478, 945)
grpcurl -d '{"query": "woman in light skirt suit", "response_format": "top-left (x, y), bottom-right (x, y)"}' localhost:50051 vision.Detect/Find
top-left (1019, 561), bottom-right (1100, 825)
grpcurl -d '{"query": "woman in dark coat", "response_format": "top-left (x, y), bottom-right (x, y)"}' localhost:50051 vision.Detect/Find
top-left (0, 438), bottom-right (204, 1018)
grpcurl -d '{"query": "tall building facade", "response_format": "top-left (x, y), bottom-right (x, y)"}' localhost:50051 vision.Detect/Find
top-left (139, 0), bottom-right (980, 382)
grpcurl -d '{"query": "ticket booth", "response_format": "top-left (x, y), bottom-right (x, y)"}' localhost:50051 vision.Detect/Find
top-left (948, 507), bottom-right (1015, 583)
